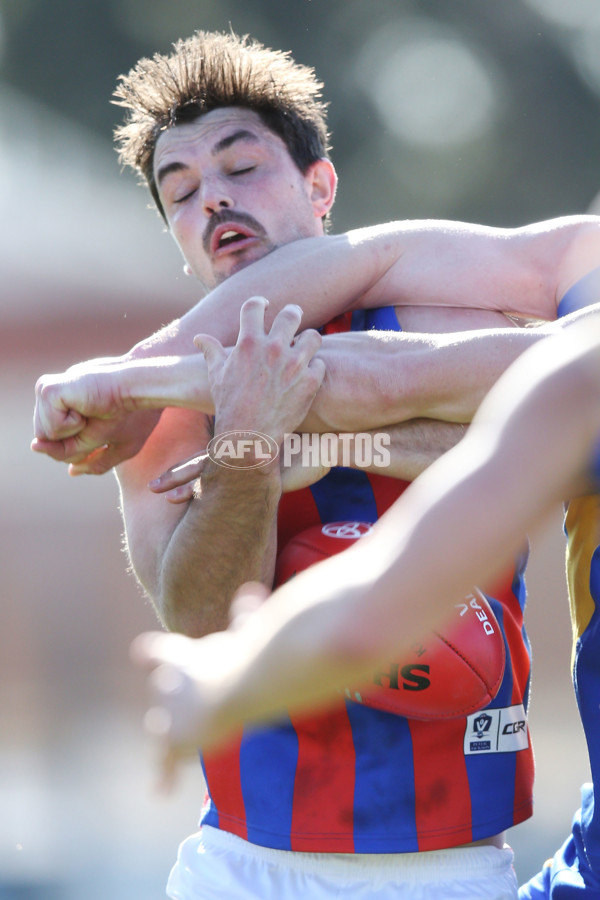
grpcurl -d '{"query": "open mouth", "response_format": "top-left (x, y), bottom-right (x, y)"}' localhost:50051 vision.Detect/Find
top-left (218, 230), bottom-right (248, 249)
top-left (211, 224), bottom-right (257, 256)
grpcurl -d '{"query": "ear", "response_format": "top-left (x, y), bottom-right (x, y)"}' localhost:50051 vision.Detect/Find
top-left (306, 158), bottom-right (337, 220)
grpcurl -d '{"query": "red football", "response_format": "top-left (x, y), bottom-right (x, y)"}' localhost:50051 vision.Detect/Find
top-left (275, 522), bottom-right (505, 720)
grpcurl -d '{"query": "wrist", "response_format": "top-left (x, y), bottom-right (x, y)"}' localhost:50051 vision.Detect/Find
top-left (117, 356), bottom-right (212, 413)
top-left (111, 358), bottom-right (174, 411)
top-left (204, 430), bottom-right (284, 484)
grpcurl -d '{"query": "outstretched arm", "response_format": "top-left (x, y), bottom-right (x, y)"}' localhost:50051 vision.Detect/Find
top-left (132, 312), bottom-right (600, 766)
top-left (33, 304), bottom-right (600, 479)
top-left (32, 216), bottom-right (600, 468)
top-left (32, 321), bottom-right (517, 473)
top-left (131, 215), bottom-right (600, 356)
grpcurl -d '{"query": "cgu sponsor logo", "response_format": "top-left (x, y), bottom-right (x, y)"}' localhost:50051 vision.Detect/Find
top-left (464, 704), bottom-right (529, 755)
top-left (502, 720), bottom-right (527, 735)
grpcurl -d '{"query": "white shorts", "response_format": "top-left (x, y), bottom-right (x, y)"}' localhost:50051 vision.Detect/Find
top-left (166, 825), bottom-right (518, 900)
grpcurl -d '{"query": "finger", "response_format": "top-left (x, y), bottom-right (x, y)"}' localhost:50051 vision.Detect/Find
top-left (31, 436), bottom-right (109, 471)
top-left (30, 437), bottom-right (71, 462)
top-left (268, 304), bottom-right (304, 344)
top-left (307, 356), bottom-right (326, 387)
top-left (148, 455), bottom-right (206, 492)
top-left (33, 377), bottom-right (87, 440)
top-left (32, 436), bottom-right (91, 463)
top-left (193, 333), bottom-right (227, 369)
top-left (229, 581), bottom-right (270, 628)
top-left (130, 632), bottom-right (184, 671)
top-left (68, 445), bottom-right (113, 477)
top-left (149, 660), bottom-right (189, 700)
top-left (291, 327), bottom-right (322, 362)
top-left (33, 418), bottom-right (111, 461)
top-left (34, 407), bottom-right (86, 442)
top-left (142, 705), bottom-right (180, 794)
top-left (164, 482), bottom-right (196, 504)
top-left (237, 295), bottom-right (269, 338)
top-left (156, 746), bottom-right (179, 795)
top-left (147, 664), bottom-right (202, 757)
top-left (131, 631), bottom-right (202, 674)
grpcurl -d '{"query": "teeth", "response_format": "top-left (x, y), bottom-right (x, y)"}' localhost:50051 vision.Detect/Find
top-left (221, 230), bottom-right (239, 241)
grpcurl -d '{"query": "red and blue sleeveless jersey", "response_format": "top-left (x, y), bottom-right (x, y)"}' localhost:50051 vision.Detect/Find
top-left (199, 307), bottom-right (534, 852)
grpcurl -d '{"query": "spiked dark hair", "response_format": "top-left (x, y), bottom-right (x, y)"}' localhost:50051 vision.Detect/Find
top-left (113, 30), bottom-right (331, 220)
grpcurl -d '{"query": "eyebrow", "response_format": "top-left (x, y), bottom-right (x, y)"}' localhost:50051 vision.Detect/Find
top-left (156, 160), bottom-right (188, 187)
top-left (156, 129), bottom-right (260, 188)
top-left (212, 129), bottom-right (260, 155)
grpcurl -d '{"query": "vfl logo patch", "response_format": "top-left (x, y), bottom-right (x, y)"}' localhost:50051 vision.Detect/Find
top-left (473, 713), bottom-right (493, 740)
top-left (464, 704), bottom-right (529, 755)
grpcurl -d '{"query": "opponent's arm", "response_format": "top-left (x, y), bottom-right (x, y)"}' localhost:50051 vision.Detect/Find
top-left (132, 315), bottom-right (600, 760)
top-left (32, 307), bottom-right (533, 455)
top-left (130, 215), bottom-right (600, 358)
top-left (32, 300), bottom-right (600, 479)
top-left (52, 304), bottom-right (599, 487)
top-left (32, 216), bottom-right (600, 465)
top-left (304, 325), bottom-right (535, 432)
top-left (31, 326), bottom-right (495, 475)
top-left (333, 421), bottom-right (467, 482)
top-left (307, 301), bottom-right (600, 431)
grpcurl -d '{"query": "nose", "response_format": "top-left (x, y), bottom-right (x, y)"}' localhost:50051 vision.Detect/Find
top-left (201, 176), bottom-right (233, 216)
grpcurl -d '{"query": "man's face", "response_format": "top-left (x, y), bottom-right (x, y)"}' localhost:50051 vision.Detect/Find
top-left (153, 107), bottom-right (326, 289)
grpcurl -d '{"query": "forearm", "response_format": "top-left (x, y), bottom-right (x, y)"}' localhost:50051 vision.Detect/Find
top-left (308, 304), bottom-right (600, 432)
top-left (98, 355), bottom-right (213, 413)
top-left (128, 228), bottom-right (398, 359)
top-left (301, 327), bottom-right (542, 432)
top-left (331, 420), bottom-right (467, 481)
top-left (126, 354), bottom-right (227, 415)
top-left (158, 463), bottom-right (281, 636)
top-left (127, 216), bottom-right (600, 361)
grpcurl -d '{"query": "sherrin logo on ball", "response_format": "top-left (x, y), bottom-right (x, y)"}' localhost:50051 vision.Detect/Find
top-left (275, 523), bottom-right (505, 721)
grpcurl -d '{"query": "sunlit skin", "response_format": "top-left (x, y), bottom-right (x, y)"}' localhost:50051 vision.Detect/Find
top-left (154, 107), bottom-right (337, 289)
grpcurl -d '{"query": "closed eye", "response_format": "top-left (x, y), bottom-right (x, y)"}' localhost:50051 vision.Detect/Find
top-left (174, 187), bottom-right (198, 204)
top-left (231, 166), bottom-right (255, 177)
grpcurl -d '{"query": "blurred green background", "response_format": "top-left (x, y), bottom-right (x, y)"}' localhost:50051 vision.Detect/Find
top-left (1, 1), bottom-right (598, 897)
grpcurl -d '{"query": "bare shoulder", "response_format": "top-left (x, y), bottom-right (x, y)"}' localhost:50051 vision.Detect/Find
top-left (520, 215), bottom-right (600, 305)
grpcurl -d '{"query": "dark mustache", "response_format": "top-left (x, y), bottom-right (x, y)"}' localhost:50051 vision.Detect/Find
top-left (203, 210), bottom-right (267, 254)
